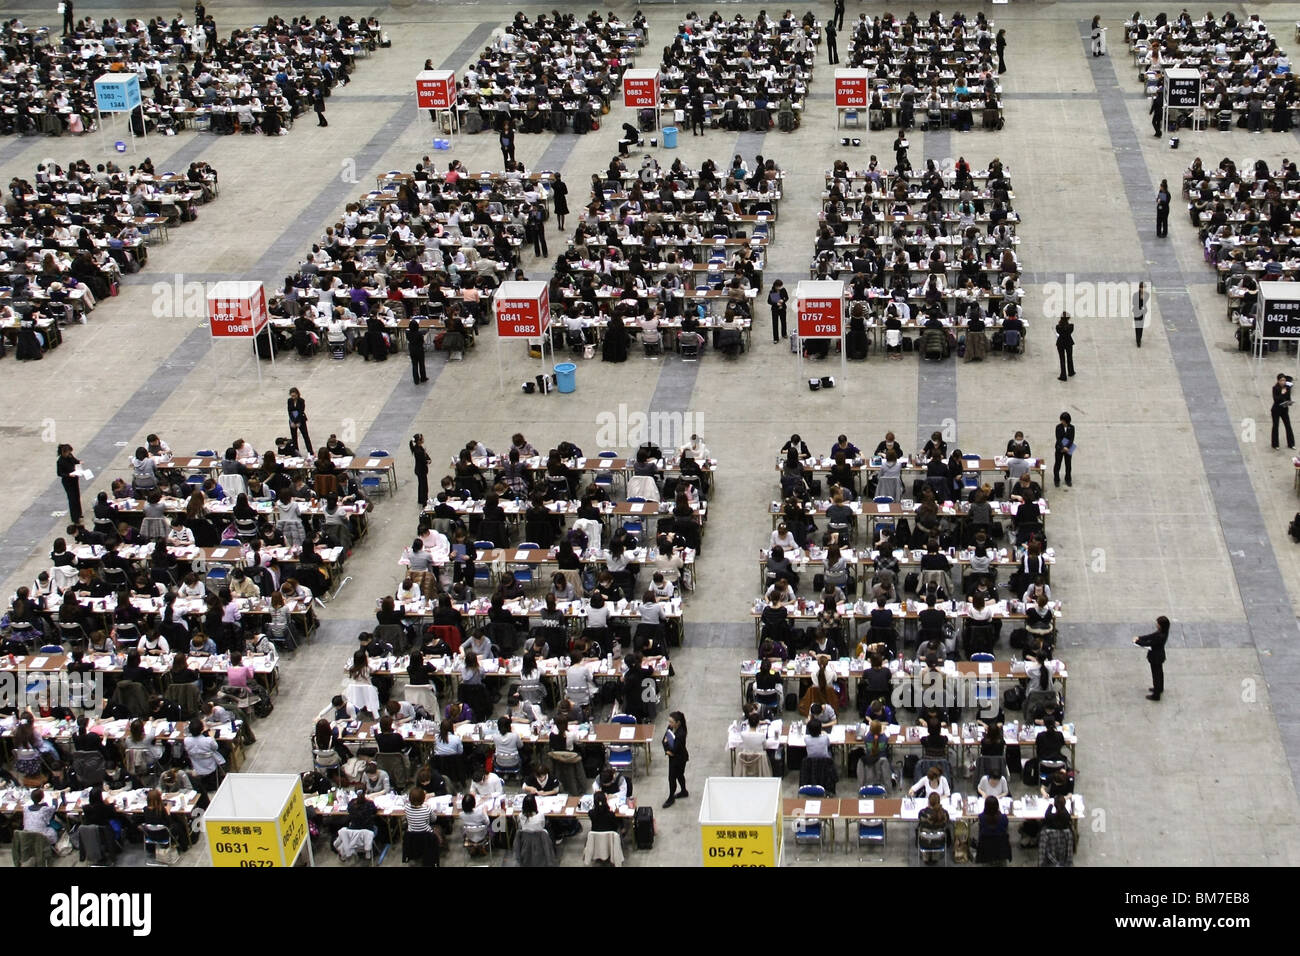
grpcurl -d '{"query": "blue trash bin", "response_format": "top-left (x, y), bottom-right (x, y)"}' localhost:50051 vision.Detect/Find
top-left (662, 126), bottom-right (678, 148)
top-left (554, 362), bottom-right (577, 393)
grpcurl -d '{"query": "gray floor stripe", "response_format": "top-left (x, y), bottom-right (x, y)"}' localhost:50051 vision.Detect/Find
top-left (1086, 22), bottom-right (1300, 783)
top-left (916, 126), bottom-right (957, 450)
top-left (0, 21), bottom-right (499, 591)
top-left (349, 21), bottom-right (500, 459)
top-left (684, 621), bottom-right (755, 649)
top-left (640, 127), bottom-right (772, 420)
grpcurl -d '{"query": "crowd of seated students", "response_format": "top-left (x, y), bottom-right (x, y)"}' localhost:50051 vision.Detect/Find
top-left (454, 10), bottom-right (647, 135)
top-left (1127, 10), bottom-right (1296, 131)
top-left (845, 9), bottom-right (1004, 132)
top-left (657, 9), bottom-right (821, 133)
top-left (546, 152), bottom-right (778, 357)
top-left (0, 157), bottom-right (218, 361)
top-left (807, 156), bottom-right (1024, 361)
top-left (1188, 155), bottom-right (1300, 344)
top-left (265, 156), bottom-right (534, 360)
top-left (0, 12), bottom-right (382, 138)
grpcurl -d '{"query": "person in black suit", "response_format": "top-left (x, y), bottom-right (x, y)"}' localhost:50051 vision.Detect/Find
top-left (780, 434), bottom-right (810, 458)
top-left (313, 86), bottom-right (328, 127)
top-left (1133, 615), bottom-right (1169, 700)
top-left (57, 444), bottom-right (83, 524)
top-left (407, 318), bottom-right (427, 384)
top-left (826, 21), bottom-right (838, 64)
top-left (287, 387), bottom-right (313, 454)
top-left (1055, 313), bottom-right (1075, 381)
top-left (662, 710), bottom-right (689, 807)
top-left (1053, 412), bottom-right (1075, 487)
top-left (409, 434), bottom-right (430, 510)
top-left (1272, 374), bottom-right (1295, 449)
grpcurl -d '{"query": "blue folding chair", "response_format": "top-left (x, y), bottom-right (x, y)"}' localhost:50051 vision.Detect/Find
top-left (607, 712), bottom-right (639, 775)
top-left (855, 785), bottom-right (888, 861)
top-left (793, 784), bottom-right (829, 860)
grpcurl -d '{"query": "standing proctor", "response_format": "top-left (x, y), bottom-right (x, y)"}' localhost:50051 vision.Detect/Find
top-left (61, 0), bottom-right (74, 36)
top-left (1149, 83), bottom-right (1164, 137)
top-left (1155, 178), bottom-right (1171, 238)
top-left (551, 172), bottom-right (569, 231)
top-left (409, 433), bottom-right (431, 510)
top-left (499, 119), bottom-right (516, 167)
top-left (287, 387), bottom-right (312, 454)
top-left (768, 279), bottom-right (789, 343)
top-left (690, 92), bottom-right (706, 137)
top-left (1133, 615), bottom-right (1169, 701)
top-left (1133, 282), bottom-right (1148, 347)
top-left (833, 0), bottom-right (845, 31)
top-left (1272, 373), bottom-right (1295, 450)
top-left (1054, 312), bottom-right (1075, 381)
top-left (661, 710), bottom-right (689, 807)
top-left (825, 20), bottom-right (838, 64)
top-left (996, 29), bottom-right (1007, 74)
top-left (1053, 411), bottom-right (1075, 488)
top-left (407, 317), bottom-right (427, 385)
top-left (313, 86), bottom-right (328, 127)
top-left (57, 443), bottom-right (83, 524)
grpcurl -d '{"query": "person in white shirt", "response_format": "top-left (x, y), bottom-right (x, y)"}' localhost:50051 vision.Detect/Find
top-left (470, 767), bottom-right (503, 797)
top-left (177, 573), bottom-right (206, 600)
top-left (770, 523), bottom-right (799, 553)
top-left (649, 572), bottom-right (675, 601)
top-left (977, 769), bottom-right (1009, 799)
top-left (138, 632), bottom-right (169, 655)
top-left (909, 765), bottom-right (952, 799)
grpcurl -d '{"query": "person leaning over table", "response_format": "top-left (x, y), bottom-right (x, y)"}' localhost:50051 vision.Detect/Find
top-left (910, 764), bottom-right (951, 800)
top-left (182, 718), bottom-right (225, 793)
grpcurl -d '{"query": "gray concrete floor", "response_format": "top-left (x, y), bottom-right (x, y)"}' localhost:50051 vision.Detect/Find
top-left (3, 0), bottom-right (1299, 867)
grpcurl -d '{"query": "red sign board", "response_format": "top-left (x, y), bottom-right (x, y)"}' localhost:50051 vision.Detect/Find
top-left (623, 74), bottom-right (659, 109)
top-left (208, 286), bottom-right (268, 338)
top-left (835, 75), bottom-right (868, 108)
top-left (417, 72), bottom-right (454, 110)
top-left (496, 287), bottom-right (550, 338)
top-left (797, 297), bottom-right (843, 338)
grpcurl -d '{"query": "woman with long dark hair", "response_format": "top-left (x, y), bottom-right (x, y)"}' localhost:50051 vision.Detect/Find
top-left (661, 710), bottom-right (689, 807)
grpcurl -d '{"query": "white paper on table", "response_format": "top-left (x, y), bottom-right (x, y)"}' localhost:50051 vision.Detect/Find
top-left (876, 503), bottom-right (890, 513)
top-left (618, 726), bottom-right (636, 740)
top-left (858, 799), bottom-right (875, 814)
top-left (28, 657), bottom-right (47, 668)
top-left (513, 550), bottom-right (530, 561)
top-left (210, 548), bottom-right (229, 559)
top-left (366, 458), bottom-right (382, 467)
top-left (977, 662), bottom-right (993, 675)
top-left (599, 459), bottom-right (612, 468)
top-left (630, 503), bottom-right (644, 513)
top-left (829, 724), bottom-right (847, 744)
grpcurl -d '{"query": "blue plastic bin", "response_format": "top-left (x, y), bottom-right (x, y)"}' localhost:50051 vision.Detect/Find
top-left (662, 126), bottom-right (678, 148)
top-left (554, 362), bottom-right (577, 393)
